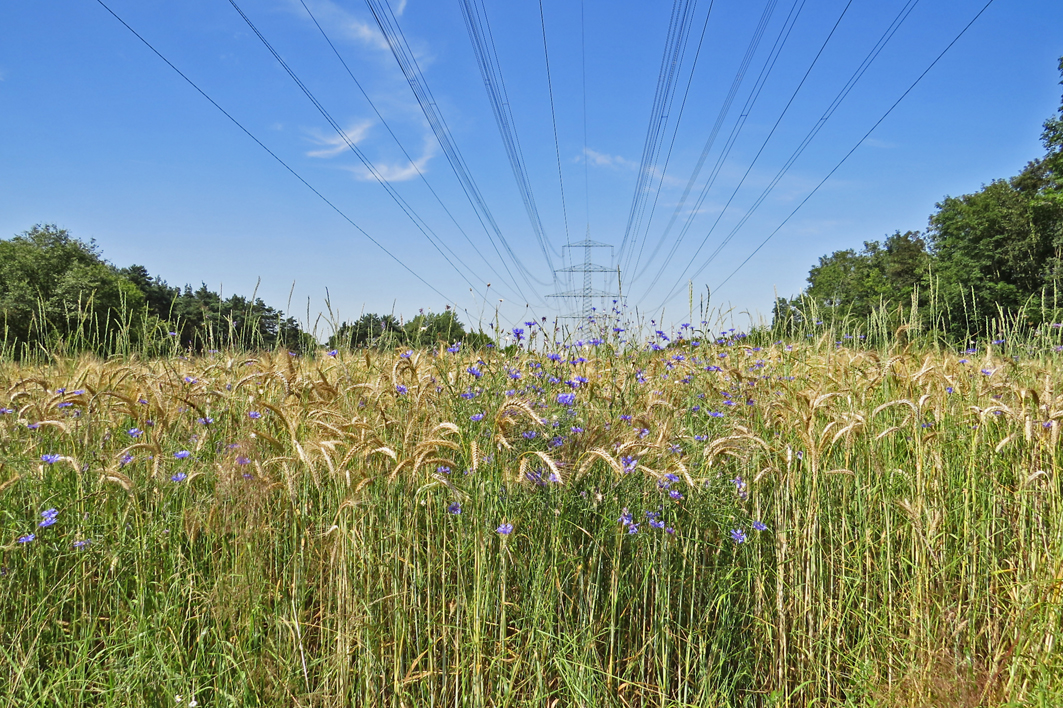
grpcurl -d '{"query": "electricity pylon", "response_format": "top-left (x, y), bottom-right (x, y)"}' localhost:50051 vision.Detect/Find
top-left (548, 228), bottom-right (620, 320)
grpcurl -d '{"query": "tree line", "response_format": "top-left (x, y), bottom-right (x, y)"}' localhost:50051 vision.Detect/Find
top-left (776, 58), bottom-right (1063, 339)
top-left (0, 225), bottom-right (487, 357)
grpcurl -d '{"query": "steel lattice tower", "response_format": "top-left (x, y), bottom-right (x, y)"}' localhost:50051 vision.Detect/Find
top-left (548, 229), bottom-right (620, 320)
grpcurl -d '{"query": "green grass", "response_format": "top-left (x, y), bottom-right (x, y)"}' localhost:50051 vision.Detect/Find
top-left (1, 325), bottom-right (1061, 706)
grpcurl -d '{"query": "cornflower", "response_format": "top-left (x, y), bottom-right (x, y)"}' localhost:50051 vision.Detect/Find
top-left (496, 523), bottom-right (514, 535)
top-left (40, 453), bottom-right (61, 465)
top-left (730, 529), bottom-right (748, 543)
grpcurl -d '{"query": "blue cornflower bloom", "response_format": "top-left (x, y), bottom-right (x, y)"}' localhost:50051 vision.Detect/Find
top-left (395, 385), bottom-right (408, 395)
top-left (183, 376), bottom-right (197, 384)
top-left (467, 366), bottom-right (483, 379)
top-left (248, 411), bottom-right (262, 419)
top-left (120, 453), bottom-right (134, 466)
top-left (571, 426), bottom-right (583, 434)
top-left (470, 413), bottom-right (485, 422)
top-left (73, 539), bottom-right (90, 548)
top-left (627, 524), bottom-right (639, 535)
top-left (18, 534), bottom-right (35, 544)
top-left (57, 402), bottom-right (72, 409)
top-left (752, 520), bottom-right (768, 531)
top-left (669, 490), bottom-right (684, 500)
top-left (197, 417), bottom-right (214, 426)
top-left (521, 431), bottom-right (537, 440)
top-left (128, 428), bottom-right (143, 438)
top-left (621, 456), bottom-right (638, 474)
top-left (447, 502), bottom-right (461, 515)
top-left (170, 472), bottom-right (188, 483)
top-left (0, 407), bottom-right (12, 414)
top-left (174, 450), bottom-right (191, 459)
top-left (447, 343), bottom-right (461, 353)
top-left (400, 350), bottom-right (412, 359)
top-left (40, 454), bottom-right (61, 465)
top-left (496, 523), bottom-right (513, 535)
top-left (39, 516), bottom-right (57, 528)
top-left (327, 349), bottom-right (338, 357)
top-left (436, 466), bottom-right (451, 475)
top-left (556, 392), bottom-right (576, 406)
top-left (730, 529), bottom-right (748, 543)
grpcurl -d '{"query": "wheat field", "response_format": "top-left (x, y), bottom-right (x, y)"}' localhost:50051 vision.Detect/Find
top-left (1, 324), bottom-right (1061, 706)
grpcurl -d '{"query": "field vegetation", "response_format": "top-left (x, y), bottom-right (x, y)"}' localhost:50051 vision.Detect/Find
top-left (1, 313), bottom-right (1061, 707)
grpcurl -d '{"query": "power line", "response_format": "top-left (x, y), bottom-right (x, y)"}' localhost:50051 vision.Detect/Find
top-left (459, 0), bottom-right (557, 274)
top-left (638, 0), bottom-right (806, 297)
top-left (364, 0), bottom-right (553, 303)
top-left (297, 0), bottom-right (529, 304)
top-left (92, 0), bottom-right (455, 304)
top-left (625, 0), bottom-right (716, 280)
top-left (625, 0), bottom-right (781, 286)
top-left (652, 0), bottom-right (926, 307)
top-left (615, 0), bottom-right (700, 270)
top-left (537, 0), bottom-right (572, 252)
top-left (711, 0), bottom-right (999, 295)
top-left (647, 0), bottom-right (871, 301)
top-left (227, 0), bottom-right (494, 300)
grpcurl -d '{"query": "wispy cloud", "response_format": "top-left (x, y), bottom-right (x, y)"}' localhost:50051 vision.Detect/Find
top-left (305, 120), bottom-right (374, 158)
top-left (284, 0), bottom-right (389, 51)
top-left (346, 135), bottom-right (438, 182)
top-left (863, 137), bottom-right (897, 149)
top-left (578, 148), bottom-right (637, 170)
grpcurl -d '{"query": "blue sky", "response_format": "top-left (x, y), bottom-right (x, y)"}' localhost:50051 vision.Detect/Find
top-left (1, 0), bottom-right (1061, 337)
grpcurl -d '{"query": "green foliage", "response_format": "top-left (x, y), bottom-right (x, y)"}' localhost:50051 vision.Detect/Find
top-left (327, 312), bottom-right (405, 350)
top-left (0, 225), bottom-right (312, 357)
top-left (804, 230), bottom-right (929, 321)
top-left (328, 309), bottom-right (492, 351)
top-left (404, 309), bottom-right (466, 346)
top-left (789, 57), bottom-right (1063, 339)
top-left (928, 159), bottom-right (1063, 336)
top-left (0, 224), bottom-right (144, 350)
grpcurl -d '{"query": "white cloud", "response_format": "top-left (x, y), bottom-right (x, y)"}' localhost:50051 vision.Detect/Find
top-left (346, 134), bottom-right (438, 182)
top-left (579, 148), bottom-right (637, 170)
top-left (305, 119), bottom-right (374, 158)
top-left (863, 137), bottom-right (897, 149)
top-left (285, 0), bottom-right (389, 51)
